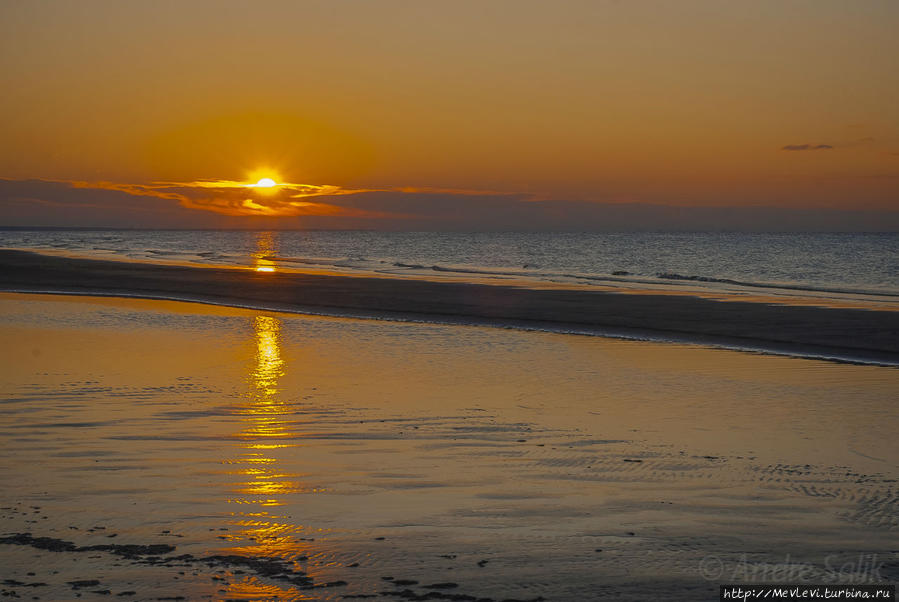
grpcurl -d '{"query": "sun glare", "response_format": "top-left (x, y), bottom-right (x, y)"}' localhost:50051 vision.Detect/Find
top-left (254, 178), bottom-right (277, 188)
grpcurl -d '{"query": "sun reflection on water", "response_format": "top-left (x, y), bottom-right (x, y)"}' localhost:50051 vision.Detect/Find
top-left (252, 231), bottom-right (278, 273)
top-left (252, 315), bottom-right (284, 398)
top-left (229, 315), bottom-right (306, 505)
top-left (219, 313), bottom-right (327, 597)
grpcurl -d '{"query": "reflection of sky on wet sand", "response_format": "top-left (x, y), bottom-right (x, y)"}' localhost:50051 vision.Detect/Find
top-left (2, 292), bottom-right (898, 600)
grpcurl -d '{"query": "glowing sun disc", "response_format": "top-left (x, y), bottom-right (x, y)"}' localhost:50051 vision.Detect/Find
top-left (254, 178), bottom-right (277, 187)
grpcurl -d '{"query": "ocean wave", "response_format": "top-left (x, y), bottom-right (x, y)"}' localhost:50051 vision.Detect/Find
top-left (393, 261), bottom-right (427, 269)
top-left (280, 256), bottom-right (899, 299)
top-left (269, 255), bottom-right (353, 267)
top-left (395, 262), bottom-right (540, 279)
top-left (656, 272), bottom-right (899, 298)
top-left (393, 262), bottom-right (659, 288)
top-left (430, 264), bottom-right (523, 276)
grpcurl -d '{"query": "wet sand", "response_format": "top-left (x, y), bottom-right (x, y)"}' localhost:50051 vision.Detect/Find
top-left (0, 293), bottom-right (897, 601)
top-left (1, 249), bottom-right (898, 364)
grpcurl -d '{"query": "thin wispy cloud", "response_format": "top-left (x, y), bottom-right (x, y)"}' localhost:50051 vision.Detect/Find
top-left (781, 144), bottom-right (834, 151)
top-left (74, 179), bottom-right (390, 218)
top-left (20, 179), bottom-right (548, 219)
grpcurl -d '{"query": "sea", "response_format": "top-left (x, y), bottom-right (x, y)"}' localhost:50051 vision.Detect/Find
top-left (1, 229), bottom-right (897, 301)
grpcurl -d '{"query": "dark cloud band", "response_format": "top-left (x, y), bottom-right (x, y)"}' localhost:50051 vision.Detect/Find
top-left (2, 178), bottom-right (898, 231)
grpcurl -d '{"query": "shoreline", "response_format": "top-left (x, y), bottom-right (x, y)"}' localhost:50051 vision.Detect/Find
top-left (2, 249), bottom-right (898, 365)
top-left (7, 241), bottom-right (899, 306)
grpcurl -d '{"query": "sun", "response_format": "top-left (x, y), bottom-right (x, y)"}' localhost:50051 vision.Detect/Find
top-left (247, 168), bottom-right (282, 189)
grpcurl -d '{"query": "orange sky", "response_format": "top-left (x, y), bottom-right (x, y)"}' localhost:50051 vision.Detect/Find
top-left (1, 0), bottom-right (897, 229)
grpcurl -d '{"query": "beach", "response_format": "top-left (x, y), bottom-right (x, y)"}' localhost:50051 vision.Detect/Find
top-left (4, 0), bottom-right (899, 598)
top-left (1, 292), bottom-right (897, 601)
top-left (1, 249), bottom-right (898, 365)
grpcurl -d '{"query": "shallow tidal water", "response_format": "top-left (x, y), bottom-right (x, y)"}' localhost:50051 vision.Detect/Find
top-left (0, 293), bottom-right (897, 601)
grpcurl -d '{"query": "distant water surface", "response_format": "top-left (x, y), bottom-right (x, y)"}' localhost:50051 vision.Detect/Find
top-left (1, 229), bottom-right (897, 298)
